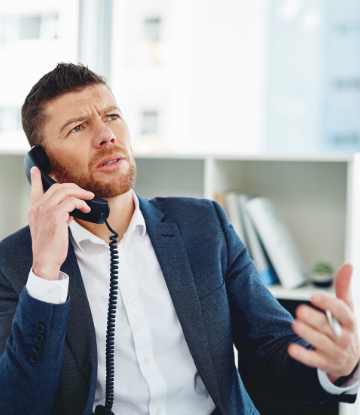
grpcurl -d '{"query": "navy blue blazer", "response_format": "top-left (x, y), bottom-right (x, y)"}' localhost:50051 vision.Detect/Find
top-left (0, 195), bottom-right (355, 415)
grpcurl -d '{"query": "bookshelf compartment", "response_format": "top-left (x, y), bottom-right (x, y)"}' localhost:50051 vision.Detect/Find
top-left (134, 157), bottom-right (205, 199)
top-left (212, 159), bottom-right (348, 275)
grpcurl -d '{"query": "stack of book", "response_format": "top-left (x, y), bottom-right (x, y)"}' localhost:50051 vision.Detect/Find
top-left (217, 192), bottom-right (307, 289)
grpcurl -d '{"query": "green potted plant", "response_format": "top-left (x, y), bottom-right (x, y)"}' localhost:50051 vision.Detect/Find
top-left (311, 261), bottom-right (334, 288)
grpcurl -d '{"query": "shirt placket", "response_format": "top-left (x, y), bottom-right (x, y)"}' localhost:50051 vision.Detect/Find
top-left (117, 244), bottom-right (168, 415)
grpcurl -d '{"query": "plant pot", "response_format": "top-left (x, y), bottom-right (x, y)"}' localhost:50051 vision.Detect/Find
top-left (310, 272), bottom-right (333, 288)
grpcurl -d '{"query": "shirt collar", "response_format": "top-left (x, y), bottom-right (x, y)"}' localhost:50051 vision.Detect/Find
top-left (69, 190), bottom-right (146, 251)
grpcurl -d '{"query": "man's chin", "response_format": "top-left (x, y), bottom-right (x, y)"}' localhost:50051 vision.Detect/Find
top-left (87, 180), bottom-right (134, 200)
top-left (87, 166), bottom-right (137, 199)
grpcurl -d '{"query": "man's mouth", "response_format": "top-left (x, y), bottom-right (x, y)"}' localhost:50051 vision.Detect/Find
top-left (97, 154), bottom-right (125, 169)
top-left (103, 159), bottom-right (119, 166)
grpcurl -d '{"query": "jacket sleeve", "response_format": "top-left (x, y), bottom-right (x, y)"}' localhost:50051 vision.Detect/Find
top-left (0, 270), bottom-right (70, 415)
top-left (212, 201), bottom-right (357, 405)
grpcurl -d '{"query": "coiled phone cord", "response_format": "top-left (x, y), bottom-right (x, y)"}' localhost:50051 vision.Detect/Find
top-left (95, 217), bottom-right (119, 415)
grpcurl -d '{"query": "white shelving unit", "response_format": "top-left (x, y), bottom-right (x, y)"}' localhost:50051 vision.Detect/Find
top-left (0, 146), bottom-right (359, 415)
top-left (267, 283), bottom-right (335, 302)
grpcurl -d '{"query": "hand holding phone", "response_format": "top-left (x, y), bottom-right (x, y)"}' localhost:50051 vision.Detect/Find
top-left (28, 166), bottom-right (95, 281)
top-left (24, 145), bottom-right (110, 224)
top-left (24, 145), bottom-right (111, 281)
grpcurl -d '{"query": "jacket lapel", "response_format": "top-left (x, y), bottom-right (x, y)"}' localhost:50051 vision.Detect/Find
top-left (138, 195), bottom-right (222, 410)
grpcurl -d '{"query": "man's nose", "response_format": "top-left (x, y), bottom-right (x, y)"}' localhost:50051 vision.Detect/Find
top-left (94, 120), bottom-right (116, 148)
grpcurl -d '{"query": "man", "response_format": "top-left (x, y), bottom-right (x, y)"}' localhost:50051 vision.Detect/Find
top-left (0, 63), bottom-right (359, 415)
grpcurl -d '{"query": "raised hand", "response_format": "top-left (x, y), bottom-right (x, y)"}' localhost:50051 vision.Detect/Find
top-left (288, 263), bottom-right (360, 383)
top-left (28, 166), bottom-right (94, 281)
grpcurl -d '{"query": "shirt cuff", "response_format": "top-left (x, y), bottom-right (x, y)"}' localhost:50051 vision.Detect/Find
top-left (26, 268), bottom-right (69, 304)
top-left (318, 363), bottom-right (360, 395)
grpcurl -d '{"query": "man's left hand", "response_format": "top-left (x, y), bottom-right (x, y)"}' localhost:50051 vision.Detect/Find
top-left (288, 263), bottom-right (360, 383)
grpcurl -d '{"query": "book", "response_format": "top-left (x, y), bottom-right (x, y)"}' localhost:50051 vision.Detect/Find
top-left (238, 194), bottom-right (277, 286)
top-left (225, 191), bottom-right (246, 245)
top-left (245, 197), bottom-right (307, 289)
top-left (214, 192), bottom-right (227, 212)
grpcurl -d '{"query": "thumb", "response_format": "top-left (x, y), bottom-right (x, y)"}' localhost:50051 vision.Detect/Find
top-left (335, 263), bottom-right (354, 311)
top-left (29, 166), bottom-right (44, 207)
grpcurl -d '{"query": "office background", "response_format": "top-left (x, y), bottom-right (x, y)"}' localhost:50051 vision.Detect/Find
top-left (0, 1), bottom-right (360, 414)
top-left (1, 0), bottom-right (360, 156)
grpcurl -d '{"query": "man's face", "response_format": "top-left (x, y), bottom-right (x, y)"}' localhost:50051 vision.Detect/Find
top-left (42, 83), bottom-right (136, 199)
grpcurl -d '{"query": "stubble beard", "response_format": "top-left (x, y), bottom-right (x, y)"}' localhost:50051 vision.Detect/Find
top-left (47, 145), bottom-right (137, 199)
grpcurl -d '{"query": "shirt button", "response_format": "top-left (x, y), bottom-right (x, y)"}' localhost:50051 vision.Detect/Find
top-left (144, 357), bottom-right (149, 364)
top-left (156, 410), bottom-right (161, 415)
top-left (46, 298), bottom-right (54, 304)
top-left (129, 299), bottom-right (136, 306)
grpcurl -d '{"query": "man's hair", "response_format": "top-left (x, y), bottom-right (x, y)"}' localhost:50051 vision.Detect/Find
top-left (21, 62), bottom-right (107, 147)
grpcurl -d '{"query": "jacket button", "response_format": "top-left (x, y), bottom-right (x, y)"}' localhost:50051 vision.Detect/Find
top-left (30, 354), bottom-right (40, 363)
top-left (36, 323), bottom-right (45, 333)
top-left (34, 334), bottom-right (44, 343)
top-left (33, 344), bottom-right (42, 353)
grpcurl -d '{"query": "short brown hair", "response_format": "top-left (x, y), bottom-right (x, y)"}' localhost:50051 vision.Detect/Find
top-left (21, 62), bottom-right (107, 147)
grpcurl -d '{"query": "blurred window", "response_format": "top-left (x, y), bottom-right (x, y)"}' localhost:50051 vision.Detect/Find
top-left (0, 108), bottom-right (22, 133)
top-left (0, 0), bottom-right (78, 153)
top-left (141, 111), bottom-right (158, 135)
top-left (143, 17), bottom-right (161, 41)
top-left (329, 133), bottom-right (360, 146)
top-left (20, 16), bottom-right (41, 40)
top-left (0, 14), bottom-right (58, 42)
top-left (109, 0), bottom-right (360, 155)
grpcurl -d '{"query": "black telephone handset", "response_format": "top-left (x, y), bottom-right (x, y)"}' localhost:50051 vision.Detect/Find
top-left (24, 145), bottom-right (118, 415)
top-left (24, 145), bottom-right (110, 224)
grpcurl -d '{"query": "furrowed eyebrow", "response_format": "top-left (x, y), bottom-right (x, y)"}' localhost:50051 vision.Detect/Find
top-left (59, 106), bottom-right (121, 135)
top-left (100, 106), bottom-right (122, 116)
top-left (59, 115), bottom-right (89, 134)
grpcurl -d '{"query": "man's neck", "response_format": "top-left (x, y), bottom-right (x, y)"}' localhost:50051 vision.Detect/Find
top-left (74, 189), bottom-right (135, 244)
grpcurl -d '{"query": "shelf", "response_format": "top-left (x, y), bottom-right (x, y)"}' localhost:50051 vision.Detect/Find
top-left (0, 134), bottom-right (356, 163)
top-left (267, 283), bottom-right (335, 301)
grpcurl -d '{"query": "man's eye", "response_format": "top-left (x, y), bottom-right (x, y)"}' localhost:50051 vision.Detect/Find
top-left (71, 125), bottom-right (83, 133)
top-left (107, 114), bottom-right (119, 121)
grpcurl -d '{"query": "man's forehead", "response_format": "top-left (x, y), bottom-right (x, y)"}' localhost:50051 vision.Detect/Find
top-left (46, 84), bottom-right (115, 119)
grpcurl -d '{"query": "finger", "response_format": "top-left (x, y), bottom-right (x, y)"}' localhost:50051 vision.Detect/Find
top-left (311, 292), bottom-right (356, 330)
top-left (295, 304), bottom-right (334, 339)
top-left (29, 167), bottom-right (44, 207)
top-left (335, 263), bottom-right (354, 311)
top-left (45, 183), bottom-right (95, 205)
top-left (292, 320), bottom-right (344, 359)
top-left (58, 197), bottom-right (91, 215)
top-left (287, 343), bottom-right (329, 371)
top-left (41, 184), bottom-right (94, 207)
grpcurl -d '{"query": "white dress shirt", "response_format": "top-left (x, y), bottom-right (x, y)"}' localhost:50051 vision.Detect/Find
top-left (26, 191), bottom-right (359, 413)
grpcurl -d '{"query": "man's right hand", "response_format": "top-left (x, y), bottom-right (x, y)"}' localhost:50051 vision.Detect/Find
top-left (28, 166), bottom-right (94, 281)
